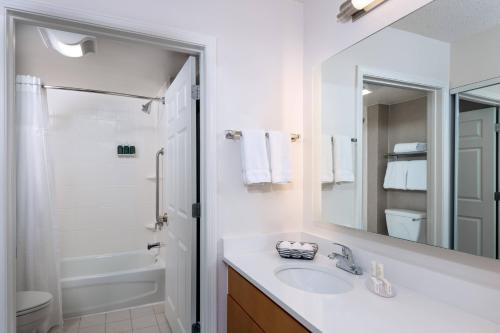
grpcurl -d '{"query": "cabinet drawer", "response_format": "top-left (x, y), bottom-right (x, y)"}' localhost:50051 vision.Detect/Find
top-left (227, 295), bottom-right (264, 333)
top-left (228, 267), bottom-right (309, 333)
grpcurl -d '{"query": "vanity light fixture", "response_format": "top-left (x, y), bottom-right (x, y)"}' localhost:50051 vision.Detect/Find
top-left (337, 0), bottom-right (388, 22)
top-left (38, 27), bottom-right (96, 58)
top-left (362, 88), bottom-right (372, 96)
top-left (352, 0), bottom-right (377, 10)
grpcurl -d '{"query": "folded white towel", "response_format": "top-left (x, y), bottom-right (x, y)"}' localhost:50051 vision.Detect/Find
top-left (393, 142), bottom-right (427, 153)
top-left (321, 135), bottom-right (334, 183)
top-left (240, 130), bottom-right (271, 184)
top-left (333, 135), bottom-right (355, 183)
top-left (383, 161), bottom-right (408, 190)
top-left (407, 160), bottom-right (427, 191)
top-left (268, 131), bottom-right (292, 184)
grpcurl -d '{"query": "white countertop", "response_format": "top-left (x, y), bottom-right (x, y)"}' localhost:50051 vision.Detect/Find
top-left (224, 249), bottom-right (500, 333)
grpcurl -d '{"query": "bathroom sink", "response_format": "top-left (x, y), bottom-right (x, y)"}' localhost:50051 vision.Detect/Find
top-left (274, 264), bottom-right (353, 294)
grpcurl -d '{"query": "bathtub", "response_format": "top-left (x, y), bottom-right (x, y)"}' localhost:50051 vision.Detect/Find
top-left (60, 251), bottom-right (165, 318)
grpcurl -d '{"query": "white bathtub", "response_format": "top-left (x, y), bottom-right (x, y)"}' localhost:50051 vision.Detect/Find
top-left (60, 251), bottom-right (165, 318)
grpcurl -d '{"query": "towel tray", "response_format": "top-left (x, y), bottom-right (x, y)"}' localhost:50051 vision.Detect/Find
top-left (275, 241), bottom-right (319, 260)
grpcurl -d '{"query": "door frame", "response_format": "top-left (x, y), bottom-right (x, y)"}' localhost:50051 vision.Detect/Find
top-left (355, 66), bottom-right (450, 247)
top-left (0, 2), bottom-right (218, 332)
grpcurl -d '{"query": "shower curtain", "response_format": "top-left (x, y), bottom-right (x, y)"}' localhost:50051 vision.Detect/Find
top-left (16, 75), bottom-right (63, 329)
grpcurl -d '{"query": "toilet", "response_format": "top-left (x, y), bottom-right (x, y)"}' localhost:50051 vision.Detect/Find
top-left (385, 209), bottom-right (426, 243)
top-left (17, 291), bottom-right (53, 333)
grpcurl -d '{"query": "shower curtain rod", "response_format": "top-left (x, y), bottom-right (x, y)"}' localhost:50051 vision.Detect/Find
top-left (42, 85), bottom-right (165, 103)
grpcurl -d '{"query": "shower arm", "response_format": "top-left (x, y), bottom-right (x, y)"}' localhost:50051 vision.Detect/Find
top-left (156, 148), bottom-right (168, 230)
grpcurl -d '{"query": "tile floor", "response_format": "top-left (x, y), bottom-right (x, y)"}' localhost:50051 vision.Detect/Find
top-left (49, 303), bottom-right (172, 333)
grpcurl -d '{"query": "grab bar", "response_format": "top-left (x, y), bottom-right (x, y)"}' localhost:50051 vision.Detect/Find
top-left (155, 148), bottom-right (168, 230)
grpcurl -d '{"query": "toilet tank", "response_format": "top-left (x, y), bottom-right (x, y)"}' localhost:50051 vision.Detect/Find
top-left (385, 209), bottom-right (426, 243)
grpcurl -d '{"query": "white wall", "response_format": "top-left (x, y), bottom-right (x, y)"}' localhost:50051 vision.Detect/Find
top-left (29, 0), bottom-right (304, 237)
top-left (303, 0), bottom-right (500, 290)
top-left (47, 90), bottom-right (161, 257)
top-left (320, 27), bottom-right (450, 227)
top-left (5, 1), bottom-right (304, 332)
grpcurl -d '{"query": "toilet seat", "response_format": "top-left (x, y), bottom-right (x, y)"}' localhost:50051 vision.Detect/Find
top-left (16, 291), bottom-right (53, 317)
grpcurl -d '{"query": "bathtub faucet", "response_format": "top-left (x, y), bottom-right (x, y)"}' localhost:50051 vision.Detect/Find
top-left (147, 242), bottom-right (164, 250)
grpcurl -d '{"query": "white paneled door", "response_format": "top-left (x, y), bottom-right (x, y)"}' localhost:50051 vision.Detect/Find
top-left (456, 107), bottom-right (496, 258)
top-left (160, 56), bottom-right (197, 333)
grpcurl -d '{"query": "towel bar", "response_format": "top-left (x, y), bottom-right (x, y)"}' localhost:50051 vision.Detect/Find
top-left (384, 151), bottom-right (427, 160)
top-left (330, 137), bottom-right (358, 143)
top-left (225, 130), bottom-right (301, 142)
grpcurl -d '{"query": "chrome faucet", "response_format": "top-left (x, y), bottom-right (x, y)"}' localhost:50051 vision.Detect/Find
top-left (328, 243), bottom-right (363, 275)
top-left (147, 242), bottom-right (165, 250)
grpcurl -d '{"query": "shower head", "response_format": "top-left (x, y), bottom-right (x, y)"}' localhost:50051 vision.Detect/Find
top-left (141, 100), bottom-right (153, 114)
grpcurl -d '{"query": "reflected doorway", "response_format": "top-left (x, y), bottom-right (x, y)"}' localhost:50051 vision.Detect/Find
top-left (455, 89), bottom-right (499, 259)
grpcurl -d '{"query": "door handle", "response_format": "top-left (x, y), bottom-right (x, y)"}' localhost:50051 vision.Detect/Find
top-left (156, 148), bottom-right (168, 230)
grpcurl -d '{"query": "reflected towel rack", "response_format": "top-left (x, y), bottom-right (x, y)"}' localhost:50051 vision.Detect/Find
top-left (330, 137), bottom-right (358, 143)
top-left (384, 151), bottom-right (427, 160)
top-left (225, 130), bottom-right (301, 142)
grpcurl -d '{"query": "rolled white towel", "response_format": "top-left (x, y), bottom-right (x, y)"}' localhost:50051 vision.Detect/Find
top-left (279, 241), bottom-right (292, 249)
top-left (290, 242), bottom-right (302, 250)
top-left (301, 243), bottom-right (314, 251)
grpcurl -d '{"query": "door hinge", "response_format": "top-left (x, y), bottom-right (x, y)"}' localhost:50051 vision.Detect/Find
top-left (495, 192), bottom-right (500, 201)
top-left (192, 202), bottom-right (201, 218)
top-left (191, 322), bottom-right (200, 333)
top-left (496, 124), bottom-right (500, 132)
top-left (191, 85), bottom-right (200, 100)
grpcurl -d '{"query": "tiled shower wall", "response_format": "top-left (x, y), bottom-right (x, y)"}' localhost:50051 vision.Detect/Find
top-left (48, 90), bottom-right (162, 258)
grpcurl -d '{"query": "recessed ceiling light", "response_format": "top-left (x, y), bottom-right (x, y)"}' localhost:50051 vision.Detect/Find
top-left (38, 27), bottom-right (96, 58)
top-left (362, 88), bottom-right (372, 96)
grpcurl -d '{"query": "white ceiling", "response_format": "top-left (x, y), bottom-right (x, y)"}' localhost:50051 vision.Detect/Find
top-left (364, 83), bottom-right (427, 107)
top-left (392, 0), bottom-right (500, 42)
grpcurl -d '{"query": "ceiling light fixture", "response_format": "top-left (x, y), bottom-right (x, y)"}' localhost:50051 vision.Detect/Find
top-left (337, 0), bottom-right (388, 23)
top-left (352, 0), bottom-right (376, 10)
top-left (38, 27), bottom-right (96, 58)
top-left (362, 88), bottom-right (372, 96)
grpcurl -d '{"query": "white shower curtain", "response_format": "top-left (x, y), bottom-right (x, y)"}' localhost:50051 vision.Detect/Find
top-left (16, 75), bottom-right (63, 329)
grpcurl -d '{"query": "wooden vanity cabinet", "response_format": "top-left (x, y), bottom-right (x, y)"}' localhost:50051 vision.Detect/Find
top-left (227, 267), bottom-right (310, 333)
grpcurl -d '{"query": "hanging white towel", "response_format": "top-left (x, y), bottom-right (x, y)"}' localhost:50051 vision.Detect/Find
top-left (321, 135), bottom-right (334, 183)
top-left (268, 131), bottom-right (293, 184)
top-left (333, 135), bottom-right (354, 183)
top-left (240, 130), bottom-right (271, 184)
top-left (407, 160), bottom-right (427, 191)
top-left (383, 161), bottom-right (408, 190)
top-left (394, 142), bottom-right (427, 153)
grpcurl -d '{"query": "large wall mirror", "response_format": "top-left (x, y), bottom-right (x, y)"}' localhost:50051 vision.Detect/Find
top-left (318, 0), bottom-right (500, 260)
